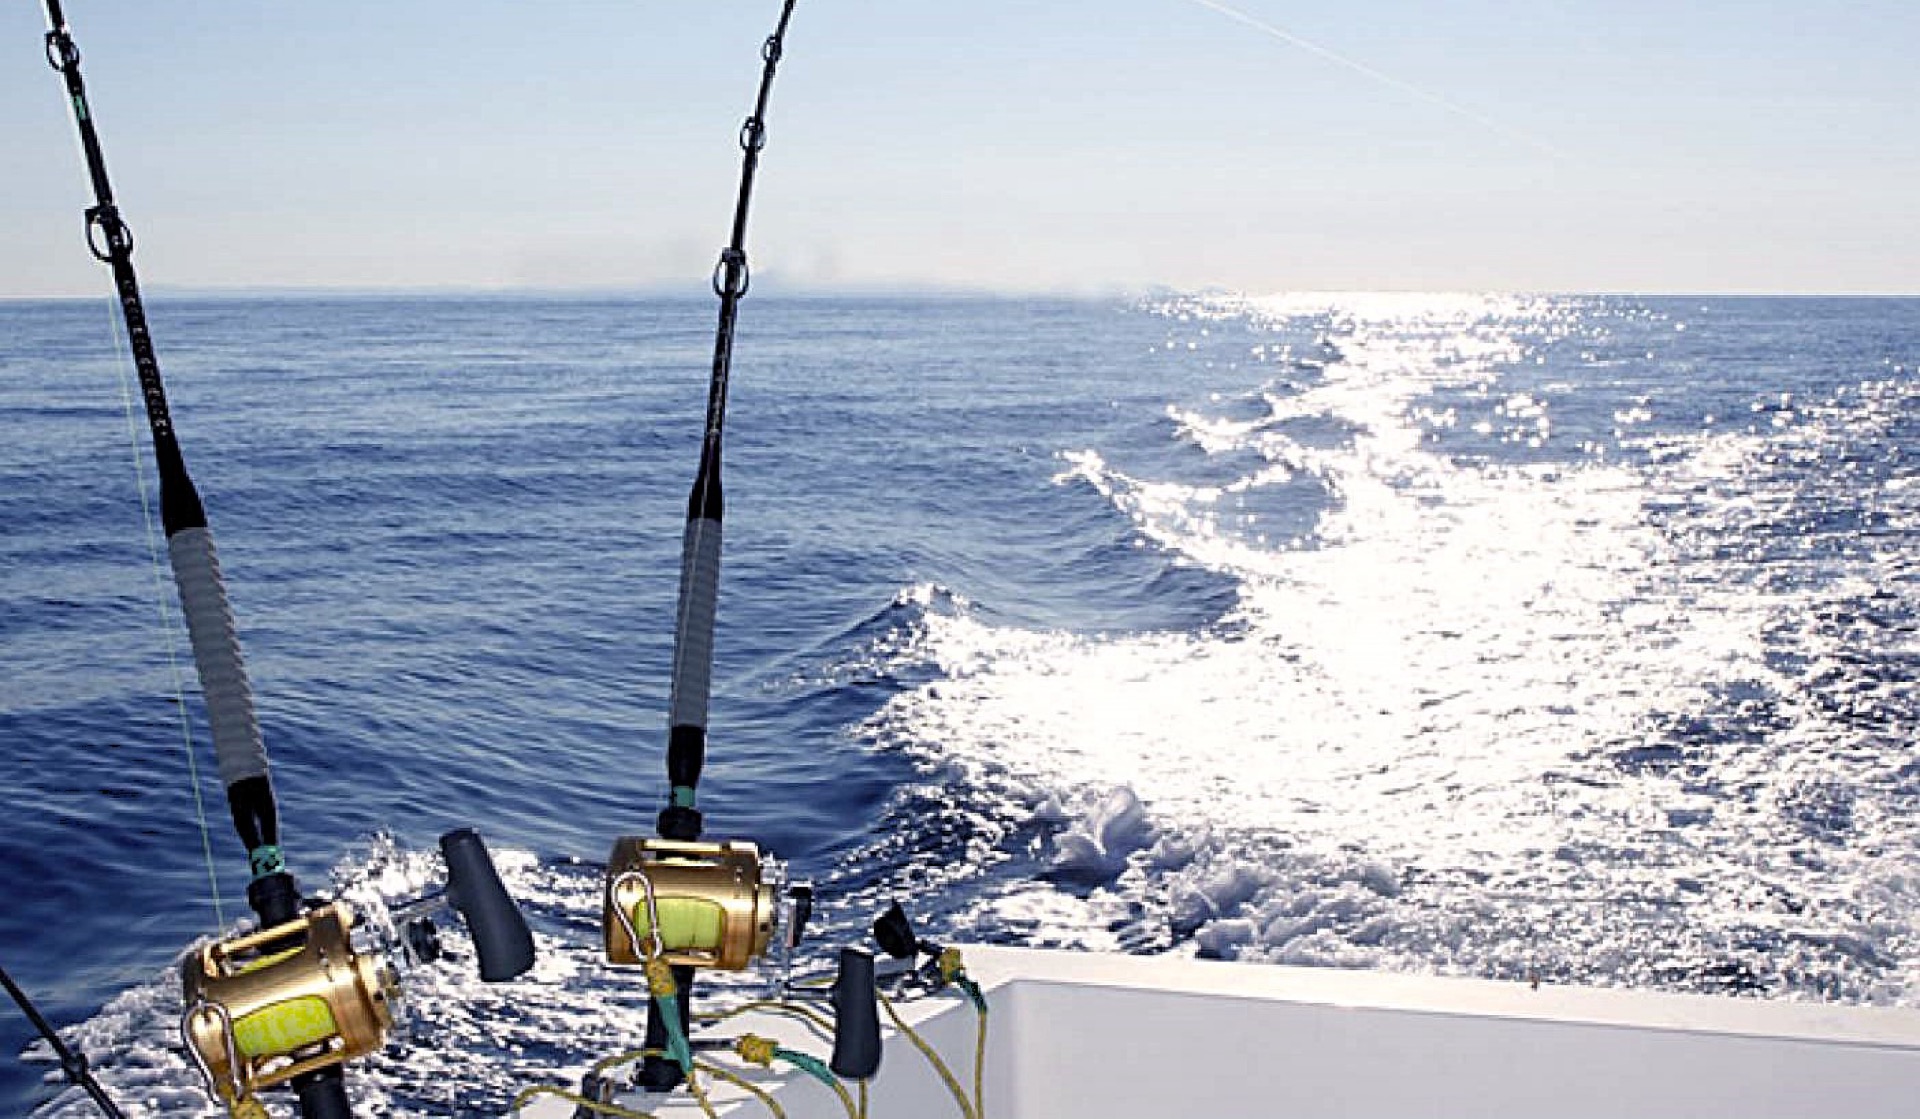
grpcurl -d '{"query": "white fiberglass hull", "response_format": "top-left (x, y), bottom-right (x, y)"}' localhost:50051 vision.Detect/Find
top-left (517, 944), bottom-right (1920, 1118)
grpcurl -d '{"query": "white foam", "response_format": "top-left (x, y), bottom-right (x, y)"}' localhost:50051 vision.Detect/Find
top-left (866, 293), bottom-right (1920, 1003)
top-left (1044, 786), bottom-right (1159, 883)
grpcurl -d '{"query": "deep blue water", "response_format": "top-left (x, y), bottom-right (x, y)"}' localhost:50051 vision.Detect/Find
top-left (2, 293), bottom-right (1917, 1114)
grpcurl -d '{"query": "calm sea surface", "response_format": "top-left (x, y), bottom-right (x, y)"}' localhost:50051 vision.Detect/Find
top-left (3, 293), bottom-right (1917, 1113)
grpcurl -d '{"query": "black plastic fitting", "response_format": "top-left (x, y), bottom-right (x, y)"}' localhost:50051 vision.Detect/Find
top-left (829, 947), bottom-right (882, 1080)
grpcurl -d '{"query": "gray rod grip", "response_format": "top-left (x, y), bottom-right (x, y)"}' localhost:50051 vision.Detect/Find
top-left (666, 518), bottom-right (723, 729)
top-left (167, 527), bottom-right (268, 787)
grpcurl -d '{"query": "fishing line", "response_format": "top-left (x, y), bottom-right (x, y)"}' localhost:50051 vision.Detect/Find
top-left (1180, 0), bottom-right (1567, 162)
top-left (103, 296), bottom-right (228, 933)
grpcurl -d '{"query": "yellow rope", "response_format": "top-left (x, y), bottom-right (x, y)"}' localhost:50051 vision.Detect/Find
top-left (732, 1033), bottom-right (859, 1119)
top-left (644, 958), bottom-right (678, 999)
top-left (507, 1083), bottom-right (658, 1119)
top-left (972, 1008), bottom-right (988, 1119)
top-left (590, 1048), bottom-right (665, 1079)
top-left (858, 1078), bottom-right (868, 1119)
top-left (697, 998), bottom-right (835, 1036)
top-left (580, 1047), bottom-right (716, 1119)
top-left (695, 1058), bottom-right (788, 1119)
top-left (825, 1075), bottom-right (857, 1119)
top-left (685, 1065), bottom-right (721, 1119)
top-left (941, 949), bottom-right (990, 1119)
top-left (878, 991), bottom-right (976, 1119)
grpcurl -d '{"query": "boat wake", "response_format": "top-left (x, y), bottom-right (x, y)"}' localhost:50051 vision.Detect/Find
top-left (836, 293), bottom-right (1920, 1006)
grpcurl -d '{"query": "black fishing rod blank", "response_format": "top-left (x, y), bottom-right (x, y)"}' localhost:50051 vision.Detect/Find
top-left (38, 6), bottom-right (535, 1118)
top-left (1, 964), bottom-right (126, 1119)
top-left (659, 0), bottom-right (801, 846)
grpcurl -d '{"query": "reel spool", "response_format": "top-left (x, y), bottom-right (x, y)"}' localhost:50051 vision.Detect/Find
top-left (603, 837), bottom-right (782, 970)
top-left (181, 829), bottom-right (534, 1113)
top-left (181, 903), bottom-right (393, 1108)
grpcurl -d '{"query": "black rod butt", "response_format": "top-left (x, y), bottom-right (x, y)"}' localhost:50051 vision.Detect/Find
top-left (636, 963), bottom-right (695, 1092)
top-left (292, 1066), bottom-right (351, 1119)
top-left (656, 804), bottom-right (703, 841)
top-left (246, 871), bottom-right (301, 929)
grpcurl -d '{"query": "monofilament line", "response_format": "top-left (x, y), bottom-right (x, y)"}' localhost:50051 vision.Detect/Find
top-left (105, 297), bottom-right (227, 933)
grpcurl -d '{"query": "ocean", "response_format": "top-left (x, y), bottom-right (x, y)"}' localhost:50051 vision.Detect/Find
top-left (2, 292), bottom-right (1916, 1114)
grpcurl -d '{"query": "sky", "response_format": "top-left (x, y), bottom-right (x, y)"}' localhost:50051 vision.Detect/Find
top-left (3, 0), bottom-right (1917, 297)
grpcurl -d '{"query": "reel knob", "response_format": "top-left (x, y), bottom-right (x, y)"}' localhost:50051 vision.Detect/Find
top-left (440, 828), bottom-right (536, 982)
top-left (404, 918), bottom-right (444, 967)
top-left (784, 883), bottom-right (814, 950)
top-left (873, 901), bottom-right (919, 961)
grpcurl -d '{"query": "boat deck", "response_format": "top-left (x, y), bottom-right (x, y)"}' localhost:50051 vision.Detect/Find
top-left (517, 944), bottom-right (1920, 1117)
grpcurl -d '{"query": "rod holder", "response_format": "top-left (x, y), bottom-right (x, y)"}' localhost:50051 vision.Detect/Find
top-left (828, 947), bottom-right (881, 1081)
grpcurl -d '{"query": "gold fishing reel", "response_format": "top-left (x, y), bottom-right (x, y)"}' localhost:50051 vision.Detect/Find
top-left (603, 837), bottom-right (787, 970)
top-left (179, 830), bottom-right (533, 1113)
top-left (180, 902), bottom-right (396, 1109)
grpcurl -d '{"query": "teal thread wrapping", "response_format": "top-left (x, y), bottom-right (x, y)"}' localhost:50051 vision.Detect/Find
top-left (248, 844), bottom-right (284, 879)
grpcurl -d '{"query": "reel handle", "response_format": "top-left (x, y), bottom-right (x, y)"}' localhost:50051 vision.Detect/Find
top-left (439, 829), bottom-right (535, 982)
top-left (828, 947), bottom-right (881, 1080)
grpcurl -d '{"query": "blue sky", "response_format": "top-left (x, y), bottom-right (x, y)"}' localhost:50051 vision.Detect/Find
top-left (5, 1), bottom-right (1916, 296)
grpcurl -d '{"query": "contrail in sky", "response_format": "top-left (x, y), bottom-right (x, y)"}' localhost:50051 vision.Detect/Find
top-left (1183, 0), bottom-right (1567, 161)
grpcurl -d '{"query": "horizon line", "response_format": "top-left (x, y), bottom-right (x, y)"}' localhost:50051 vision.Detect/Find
top-left (5, 283), bottom-right (1919, 303)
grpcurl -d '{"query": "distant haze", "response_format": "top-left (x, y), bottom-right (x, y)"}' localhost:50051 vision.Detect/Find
top-left (4, 1), bottom-right (1916, 297)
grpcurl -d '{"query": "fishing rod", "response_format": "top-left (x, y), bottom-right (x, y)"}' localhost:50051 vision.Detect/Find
top-left (39, 5), bottom-right (534, 1117)
top-left (42, 0), bottom-right (291, 933)
top-left (585, 0), bottom-right (884, 1098)
top-left (640, 0), bottom-right (801, 1090)
top-left (518, 9), bottom-right (1014, 1112)
top-left (1, 964), bottom-right (125, 1119)
top-left (39, 6), bottom-right (343, 1113)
